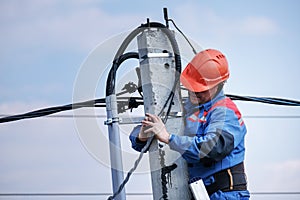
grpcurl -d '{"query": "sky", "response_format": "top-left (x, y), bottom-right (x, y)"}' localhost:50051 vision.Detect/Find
top-left (0, 0), bottom-right (300, 200)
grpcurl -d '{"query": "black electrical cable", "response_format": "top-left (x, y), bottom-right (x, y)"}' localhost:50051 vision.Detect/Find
top-left (163, 7), bottom-right (197, 55)
top-left (105, 18), bottom-right (183, 199)
top-left (106, 22), bottom-right (169, 96)
top-left (0, 96), bottom-right (143, 124)
top-left (106, 21), bottom-right (182, 98)
top-left (2, 114), bottom-right (300, 119)
top-left (0, 98), bottom-right (105, 123)
top-left (226, 94), bottom-right (300, 106)
top-left (1, 94), bottom-right (300, 124)
top-left (1, 192), bottom-right (300, 196)
top-left (168, 19), bottom-right (198, 55)
top-left (0, 192), bottom-right (153, 196)
top-left (181, 87), bottom-right (300, 106)
top-left (106, 52), bottom-right (139, 96)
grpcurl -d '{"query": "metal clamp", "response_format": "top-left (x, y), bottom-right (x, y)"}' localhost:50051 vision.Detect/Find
top-left (141, 52), bottom-right (173, 61)
top-left (104, 112), bottom-right (184, 126)
top-left (117, 112), bottom-right (184, 125)
top-left (161, 111), bottom-right (183, 118)
top-left (104, 117), bottom-right (120, 125)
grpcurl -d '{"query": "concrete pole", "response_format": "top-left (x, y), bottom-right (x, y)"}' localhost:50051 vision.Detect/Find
top-left (137, 28), bottom-right (191, 200)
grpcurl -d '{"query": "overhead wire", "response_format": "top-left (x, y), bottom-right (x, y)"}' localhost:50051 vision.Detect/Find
top-left (2, 114), bottom-right (300, 119)
top-left (168, 18), bottom-right (197, 55)
top-left (1, 93), bottom-right (299, 124)
top-left (1, 191), bottom-right (300, 196)
top-left (227, 94), bottom-right (300, 106)
top-left (0, 97), bottom-right (142, 124)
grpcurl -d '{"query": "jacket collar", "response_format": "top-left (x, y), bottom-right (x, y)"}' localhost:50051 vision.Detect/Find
top-left (202, 90), bottom-right (225, 111)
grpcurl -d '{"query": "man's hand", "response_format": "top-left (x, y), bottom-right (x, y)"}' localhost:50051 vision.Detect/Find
top-left (142, 113), bottom-right (170, 144)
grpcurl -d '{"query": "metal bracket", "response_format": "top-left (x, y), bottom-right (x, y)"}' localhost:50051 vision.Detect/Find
top-left (161, 111), bottom-right (183, 118)
top-left (141, 52), bottom-right (173, 61)
top-left (104, 117), bottom-right (120, 125)
top-left (115, 112), bottom-right (183, 125)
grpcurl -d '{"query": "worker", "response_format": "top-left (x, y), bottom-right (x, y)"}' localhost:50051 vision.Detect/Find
top-left (129, 49), bottom-right (250, 199)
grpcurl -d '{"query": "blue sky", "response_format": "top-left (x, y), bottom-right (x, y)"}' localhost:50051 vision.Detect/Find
top-left (1, 0), bottom-right (300, 200)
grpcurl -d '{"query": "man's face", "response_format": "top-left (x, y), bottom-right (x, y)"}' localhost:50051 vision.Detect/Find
top-left (188, 86), bottom-right (218, 105)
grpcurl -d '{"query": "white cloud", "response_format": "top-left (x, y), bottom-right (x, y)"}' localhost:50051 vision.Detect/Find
top-left (240, 16), bottom-right (279, 35)
top-left (0, 0), bottom-right (141, 53)
top-left (248, 159), bottom-right (300, 192)
top-left (266, 160), bottom-right (300, 191)
top-left (173, 3), bottom-right (279, 43)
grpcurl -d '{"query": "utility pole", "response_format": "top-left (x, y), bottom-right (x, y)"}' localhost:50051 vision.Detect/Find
top-left (137, 27), bottom-right (192, 199)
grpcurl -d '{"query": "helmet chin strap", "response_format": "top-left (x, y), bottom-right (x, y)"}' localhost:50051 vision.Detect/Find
top-left (215, 82), bottom-right (225, 96)
top-left (211, 82), bottom-right (225, 100)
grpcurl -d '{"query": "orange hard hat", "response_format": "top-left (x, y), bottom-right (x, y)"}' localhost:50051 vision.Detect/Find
top-left (180, 49), bottom-right (230, 92)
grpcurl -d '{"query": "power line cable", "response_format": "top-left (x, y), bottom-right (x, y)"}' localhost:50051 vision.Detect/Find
top-left (2, 114), bottom-right (300, 119)
top-left (168, 18), bottom-right (198, 55)
top-left (1, 192), bottom-right (299, 196)
top-left (0, 96), bottom-right (143, 123)
top-left (1, 94), bottom-right (299, 124)
top-left (227, 94), bottom-right (300, 106)
top-left (0, 192), bottom-right (152, 196)
top-left (251, 192), bottom-right (300, 195)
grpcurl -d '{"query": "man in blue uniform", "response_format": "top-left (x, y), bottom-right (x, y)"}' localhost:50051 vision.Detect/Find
top-left (130, 49), bottom-right (250, 199)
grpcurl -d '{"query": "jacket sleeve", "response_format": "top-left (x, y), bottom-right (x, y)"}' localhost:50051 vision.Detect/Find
top-left (129, 125), bottom-right (148, 152)
top-left (169, 107), bottom-right (245, 164)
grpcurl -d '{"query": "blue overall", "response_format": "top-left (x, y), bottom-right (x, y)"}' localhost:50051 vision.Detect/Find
top-left (130, 91), bottom-right (250, 199)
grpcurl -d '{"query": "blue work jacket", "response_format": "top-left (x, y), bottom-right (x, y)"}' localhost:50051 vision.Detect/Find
top-left (129, 91), bottom-right (247, 183)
